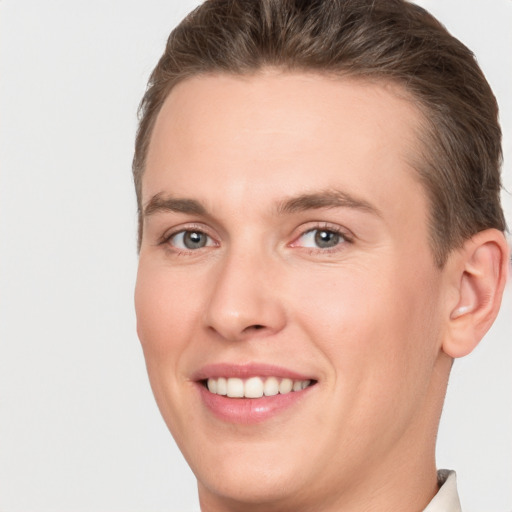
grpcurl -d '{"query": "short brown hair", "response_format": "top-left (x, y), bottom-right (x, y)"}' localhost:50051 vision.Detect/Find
top-left (133, 0), bottom-right (506, 265)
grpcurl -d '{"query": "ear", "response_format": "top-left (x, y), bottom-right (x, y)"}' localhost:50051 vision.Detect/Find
top-left (442, 229), bottom-right (510, 358)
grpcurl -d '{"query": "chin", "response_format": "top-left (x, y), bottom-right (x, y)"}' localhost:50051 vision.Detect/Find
top-left (195, 460), bottom-right (307, 510)
top-left (181, 432), bottom-right (321, 509)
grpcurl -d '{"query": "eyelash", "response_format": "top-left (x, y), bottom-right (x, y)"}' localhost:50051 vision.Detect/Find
top-left (160, 223), bottom-right (353, 254)
top-left (290, 223), bottom-right (353, 254)
top-left (159, 224), bottom-right (217, 254)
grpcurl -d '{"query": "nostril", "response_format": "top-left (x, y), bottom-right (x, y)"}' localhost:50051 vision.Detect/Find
top-left (237, 324), bottom-right (267, 337)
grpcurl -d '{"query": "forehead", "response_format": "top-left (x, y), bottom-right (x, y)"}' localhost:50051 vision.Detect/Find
top-left (143, 71), bottom-right (428, 227)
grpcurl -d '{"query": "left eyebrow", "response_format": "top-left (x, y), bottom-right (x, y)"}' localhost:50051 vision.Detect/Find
top-left (276, 190), bottom-right (381, 217)
top-left (143, 193), bottom-right (208, 218)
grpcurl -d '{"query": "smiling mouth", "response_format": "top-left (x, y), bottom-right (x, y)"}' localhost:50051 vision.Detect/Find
top-left (203, 376), bottom-right (316, 398)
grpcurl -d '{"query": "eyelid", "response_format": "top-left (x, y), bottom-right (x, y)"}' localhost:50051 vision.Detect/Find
top-left (289, 222), bottom-right (354, 250)
top-left (160, 223), bottom-right (219, 249)
top-left (157, 221), bottom-right (353, 254)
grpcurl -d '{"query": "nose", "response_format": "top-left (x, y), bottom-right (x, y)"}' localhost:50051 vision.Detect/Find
top-left (203, 249), bottom-right (287, 342)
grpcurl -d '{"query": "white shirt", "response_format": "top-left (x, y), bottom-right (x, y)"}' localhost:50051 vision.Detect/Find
top-left (423, 470), bottom-right (462, 512)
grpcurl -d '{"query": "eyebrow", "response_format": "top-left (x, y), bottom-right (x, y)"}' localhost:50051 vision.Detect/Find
top-left (143, 189), bottom-right (381, 219)
top-left (276, 190), bottom-right (381, 217)
top-left (143, 194), bottom-right (207, 217)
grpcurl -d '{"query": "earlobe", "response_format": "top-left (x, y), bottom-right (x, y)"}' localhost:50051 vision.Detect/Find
top-left (443, 229), bottom-right (509, 359)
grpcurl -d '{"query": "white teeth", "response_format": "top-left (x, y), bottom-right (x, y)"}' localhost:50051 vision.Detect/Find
top-left (279, 378), bottom-right (293, 394)
top-left (226, 378), bottom-right (244, 398)
top-left (245, 377), bottom-right (264, 398)
top-left (263, 377), bottom-right (279, 396)
top-left (207, 378), bottom-right (217, 393)
top-left (206, 376), bottom-right (313, 398)
top-left (217, 377), bottom-right (227, 395)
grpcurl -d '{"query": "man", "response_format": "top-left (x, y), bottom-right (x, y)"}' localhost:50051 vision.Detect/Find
top-left (133, 1), bottom-right (509, 510)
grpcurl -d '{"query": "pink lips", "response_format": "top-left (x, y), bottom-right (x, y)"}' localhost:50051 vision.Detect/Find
top-left (193, 363), bottom-right (316, 424)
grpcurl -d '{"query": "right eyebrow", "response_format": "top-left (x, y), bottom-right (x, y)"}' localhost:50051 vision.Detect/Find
top-left (143, 193), bottom-right (208, 217)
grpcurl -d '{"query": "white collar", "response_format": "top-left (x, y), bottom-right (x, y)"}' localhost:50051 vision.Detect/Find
top-left (423, 470), bottom-right (462, 512)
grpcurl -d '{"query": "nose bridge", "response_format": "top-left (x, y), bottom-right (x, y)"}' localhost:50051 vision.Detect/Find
top-left (204, 242), bottom-right (286, 341)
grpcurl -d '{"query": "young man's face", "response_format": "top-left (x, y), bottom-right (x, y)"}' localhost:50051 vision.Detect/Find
top-left (135, 72), bottom-right (452, 510)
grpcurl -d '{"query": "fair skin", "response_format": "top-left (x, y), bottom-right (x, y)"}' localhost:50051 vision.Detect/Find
top-left (135, 71), bottom-right (508, 512)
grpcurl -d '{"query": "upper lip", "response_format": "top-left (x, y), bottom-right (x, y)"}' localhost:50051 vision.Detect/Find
top-left (191, 362), bottom-right (316, 382)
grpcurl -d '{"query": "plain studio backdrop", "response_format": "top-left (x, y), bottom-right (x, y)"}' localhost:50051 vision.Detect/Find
top-left (0, 1), bottom-right (510, 511)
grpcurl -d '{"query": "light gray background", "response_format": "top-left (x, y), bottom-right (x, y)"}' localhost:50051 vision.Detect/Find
top-left (0, 1), bottom-right (510, 511)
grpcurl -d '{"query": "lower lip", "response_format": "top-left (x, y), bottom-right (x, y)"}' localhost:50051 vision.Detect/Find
top-left (197, 384), bottom-right (314, 424)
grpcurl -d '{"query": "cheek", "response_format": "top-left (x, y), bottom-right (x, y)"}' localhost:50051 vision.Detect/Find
top-left (291, 261), bottom-right (442, 395)
top-left (135, 259), bottom-right (200, 359)
top-left (134, 259), bottom-right (202, 435)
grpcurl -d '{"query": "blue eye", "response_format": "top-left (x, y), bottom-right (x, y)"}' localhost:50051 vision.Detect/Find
top-left (169, 230), bottom-right (214, 250)
top-left (297, 228), bottom-right (346, 249)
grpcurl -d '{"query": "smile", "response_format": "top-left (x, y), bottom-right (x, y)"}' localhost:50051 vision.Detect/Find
top-left (206, 376), bottom-right (313, 398)
top-left (194, 364), bottom-right (318, 423)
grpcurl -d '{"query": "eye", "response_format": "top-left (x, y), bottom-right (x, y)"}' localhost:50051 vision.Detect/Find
top-left (294, 228), bottom-right (348, 250)
top-left (168, 230), bottom-right (215, 250)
